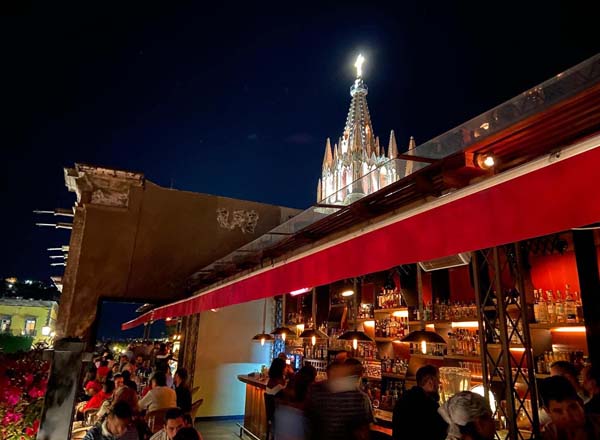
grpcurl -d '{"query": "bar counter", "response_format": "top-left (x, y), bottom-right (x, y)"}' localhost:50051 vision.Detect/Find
top-left (237, 375), bottom-right (392, 439)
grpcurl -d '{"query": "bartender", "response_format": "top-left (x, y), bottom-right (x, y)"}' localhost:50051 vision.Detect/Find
top-left (278, 352), bottom-right (295, 379)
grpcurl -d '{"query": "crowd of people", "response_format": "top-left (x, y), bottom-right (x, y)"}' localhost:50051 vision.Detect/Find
top-left (265, 350), bottom-right (600, 440)
top-left (75, 341), bottom-right (200, 440)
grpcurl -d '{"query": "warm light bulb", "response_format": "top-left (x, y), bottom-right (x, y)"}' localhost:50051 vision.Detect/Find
top-left (261, 337), bottom-right (265, 346)
top-left (282, 332), bottom-right (287, 342)
top-left (483, 155), bottom-right (495, 168)
top-left (353, 338), bottom-right (358, 350)
top-left (311, 335), bottom-right (316, 346)
top-left (421, 340), bottom-right (427, 354)
top-left (341, 289), bottom-right (354, 297)
top-left (41, 326), bottom-right (51, 336)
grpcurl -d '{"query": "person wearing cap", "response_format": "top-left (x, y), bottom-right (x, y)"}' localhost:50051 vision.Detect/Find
top-left (85, 380), bottom-right (103, 397)
top-left (438, 391), bottom-right (496, 440)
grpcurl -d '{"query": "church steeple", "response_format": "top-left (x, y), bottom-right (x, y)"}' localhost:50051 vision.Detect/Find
top-left (317, 54), bottom-right (403, 204)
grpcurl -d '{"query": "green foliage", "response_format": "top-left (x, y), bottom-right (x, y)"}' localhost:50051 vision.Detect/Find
top-left (0, 334), bottom-right (33, 353)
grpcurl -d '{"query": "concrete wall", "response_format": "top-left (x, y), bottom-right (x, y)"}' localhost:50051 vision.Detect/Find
top-left (193, 298), bottom-right (274, 417)
top-left (57, 165), bottom-right (299, 341)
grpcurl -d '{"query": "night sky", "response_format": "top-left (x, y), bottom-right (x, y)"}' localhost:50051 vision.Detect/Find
top-left (2, 2), bottom-right (598, 334)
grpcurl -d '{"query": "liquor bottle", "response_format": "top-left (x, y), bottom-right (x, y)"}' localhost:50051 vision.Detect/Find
top-left (533, 289), bottom-right (541, 323)
top-left (546, 290), bottom-right (556, 323)
top-left (538, 290), bottom-right (549, 323)
top-left (555, 290), bottom-right (565, 323)
top-left (564, 284), bottom-right (577, 323)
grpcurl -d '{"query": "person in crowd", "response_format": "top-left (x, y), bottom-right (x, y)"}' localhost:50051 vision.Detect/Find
top-left (83, 401), bottom-right (138, 440)
top-left (582, 365), bottom-right (600, 415)
top-left (174, 368), bottom-right (192, 414)
top-left (306, 358), bottom-right (374, 440)
top-left (123, 345), bottom-right (135, 362)
top-left (121, 370), bottom-right (139, 391)
top-left (134, 355), bottom-right (145, 372)
top-left (173, 427), bottom-right (202, 440)
top-left (166, 365), bottom-right (175, 388)
top-left (111, 363), bottom-right (121, 377)
top-left (438, 391), bottom-right (496, 440)
top-left (539, 375), bottom-right (600, 440)
top-left (392, 364), bottom-right (447, 440)
top-left (81, 380), bottom-right (115, 414)
top-left (274, 365), bottom-right (317, 440)
top-left (113, 373), bottom-right (125, 389)
top-left (266, 358), bottom-right (287, 396)
top-left (139, 371), bottom-right (178, 413)
top-left (97, 385), bottom-right (140, 420)
top-left (97, 360), bottom-right (110, 383)
top-left (334, 350), bottom-right (350, 363)
top-left (277, 352), bottom-right (295, 380)
top-left (150, 408), bottom-right (187, 440)
top-left (551, 361), bottom-right (588, 403)
top-left (84, 380), bottom-right (103, 399)
top-left (120, 354), bottom-right (133, 373)
top-left (155, 343), bottom-right (170, 372)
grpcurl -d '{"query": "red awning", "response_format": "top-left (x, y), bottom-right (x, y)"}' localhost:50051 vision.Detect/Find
top-left (123, 136), bottom-right (600, 330)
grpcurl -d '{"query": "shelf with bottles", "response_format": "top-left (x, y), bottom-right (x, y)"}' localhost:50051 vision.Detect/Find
top-left (444, 354), bottom-right (482, 362)
top-left (374, 314), bottom-right (410, 340)
top-left (532, 285), bottom-right (584, 325)
top-left (534, 349), bottom-right (586, 375)
top-left (419, 300), bottom-right (479, 322)
top-left (374, 287), bottom-right (407, 311)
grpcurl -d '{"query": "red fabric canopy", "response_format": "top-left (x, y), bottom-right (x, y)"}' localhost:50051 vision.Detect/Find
top-left (123, 139), bottom-right (600, 330)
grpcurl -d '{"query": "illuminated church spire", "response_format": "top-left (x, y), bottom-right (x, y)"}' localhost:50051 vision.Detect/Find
top-left (318, 55), bottom-right (403, 204)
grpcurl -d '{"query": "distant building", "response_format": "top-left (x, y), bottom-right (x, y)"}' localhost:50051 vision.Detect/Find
top-left (0, 298), bottom-right (58, 343)
top-left (317, 56), bottom-right (415, 204)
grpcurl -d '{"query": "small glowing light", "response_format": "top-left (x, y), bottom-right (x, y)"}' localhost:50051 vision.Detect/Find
top-left (551, 326), bottom-right (586, 333)
top-left (311, 335), bottom-right (317, 346)
top-left (480, 122), bottom-right (490, 130)
top-left (296, 324), bottom-right (305, 335)
top-left (425, 324), bottom-right (435, 330)
top-left (353, 338), bottom-right (358, 350)
top-left (165, 317), bottom-right (172, 321)
top-left (210, 308), bottom-right (218, 312)
top-left (483, 155), bottom-right (495, 168)
top-left (260, 337), bottom-right (265, 346)
top-left (363, 320), bottom-right (375, 328)
top-left (282, 332), bottom-right (287, 342)
top-left (392, 310), bottom-right (409, 318)
top-left (121, 349), bottom-right (126, 354)
top-left (451, 321), bottom-right (479, 329)
top-left (341, 289), bottom-right (354, 297)
top-left (50, 331), bottom-right (56, 337)
top-left (510, 347), bottom-right (526, 352)
top-left (41, 326), bottom-right (51, 336)
top-left (290, 288), bottom-right (311, 296)
top-left (355, 54), bottom-right (365, 78)
top-left (421, 340), bottom-right (427, 354)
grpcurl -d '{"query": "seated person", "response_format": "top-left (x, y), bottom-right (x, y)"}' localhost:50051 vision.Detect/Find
top-left (539, 375), bottom-right (600, 440)
top-left (139, 371), bottom-right (177, 413)
top-left (97, 385), bottom-right (139, 420)
top-left (80, 380), bottom-right (115, 414)
top-left (173, 427), bottom-right (203, 440)
top-left (83, 401), bottom-right (138, 440)
top-left (150, 408), bottom-right (186, 440)
top-left (174, 368), bottom-right (192, 414)
top-left (96, 360), bottom-right (110, 383)
top-left (121, 370), bottom-right (139, 391)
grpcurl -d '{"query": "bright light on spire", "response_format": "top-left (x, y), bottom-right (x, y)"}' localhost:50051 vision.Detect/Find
top-left (354, 54), bottom-right (365, 78)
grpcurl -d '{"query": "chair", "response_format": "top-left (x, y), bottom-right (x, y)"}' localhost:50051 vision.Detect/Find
top-left (190, 398), bottom-right (204, 421)
top-left (145, 407), bottom-right (179, 433)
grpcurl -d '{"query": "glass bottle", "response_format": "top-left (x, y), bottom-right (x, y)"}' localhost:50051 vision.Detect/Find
top-left (546, 290), bottom-right (556, 323)
top-left (555, 290), bottom-right (565, 323)
top-left (533, 289), bottom-right (541, 323)
top-left (564, 284), bottom-right (577, 323)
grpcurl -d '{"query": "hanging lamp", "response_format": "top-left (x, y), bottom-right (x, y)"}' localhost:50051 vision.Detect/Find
top-left (252, 298), bottom-right (274, 346)
top-left (270, 294), bottom-right (296, 342)
top-left (338, 278), bottom-right (373, 350)
top-left (401, 329), bottom-right (446, 354)
top-left (299, 328), bottom-right (328, 346)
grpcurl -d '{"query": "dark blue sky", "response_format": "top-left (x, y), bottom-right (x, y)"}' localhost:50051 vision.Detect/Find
top-left (3, 1), bottom-right (598, 285)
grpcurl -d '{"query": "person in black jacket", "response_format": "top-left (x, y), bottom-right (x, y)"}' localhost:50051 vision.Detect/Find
top-left (174, 368), bottom-right (192, 414)
top-left (392, 364), bottom-right (447, 440)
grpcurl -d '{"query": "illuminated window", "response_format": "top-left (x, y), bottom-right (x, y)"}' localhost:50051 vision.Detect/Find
top-left (0, 316), bottom-right (10, 333)
top-left (24, 318), bottom-right (36, 336)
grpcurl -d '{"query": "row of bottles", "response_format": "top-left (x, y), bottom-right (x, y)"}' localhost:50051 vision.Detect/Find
top-left (423, 299), bottom-right (478, 321)
top-left (362, 380), bottom-right (404, 411)
top-left (409, 341), bottom-right (446, 356)
top-left (536, 350), bottom-right (586, 374)
top-left (447, 329), bottom-right (481, 356)
top-left (375, 316), bottom-right (408, 338)
top-left (355, 342), bottom-right (378, 359)
top-left (303, 343), bottom-right (327, 360)
top-left (376, 288), bottom-right (406, 309)
top-left (357, 303), bottom-right (374, 319)
top-left (381, 356), bottom-right (408, 375)
top-left (533, 285), bottom-right (583, 323)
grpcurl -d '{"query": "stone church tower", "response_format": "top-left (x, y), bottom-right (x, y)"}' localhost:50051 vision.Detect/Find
top-left (317, 56), bottom-right (414, 204)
